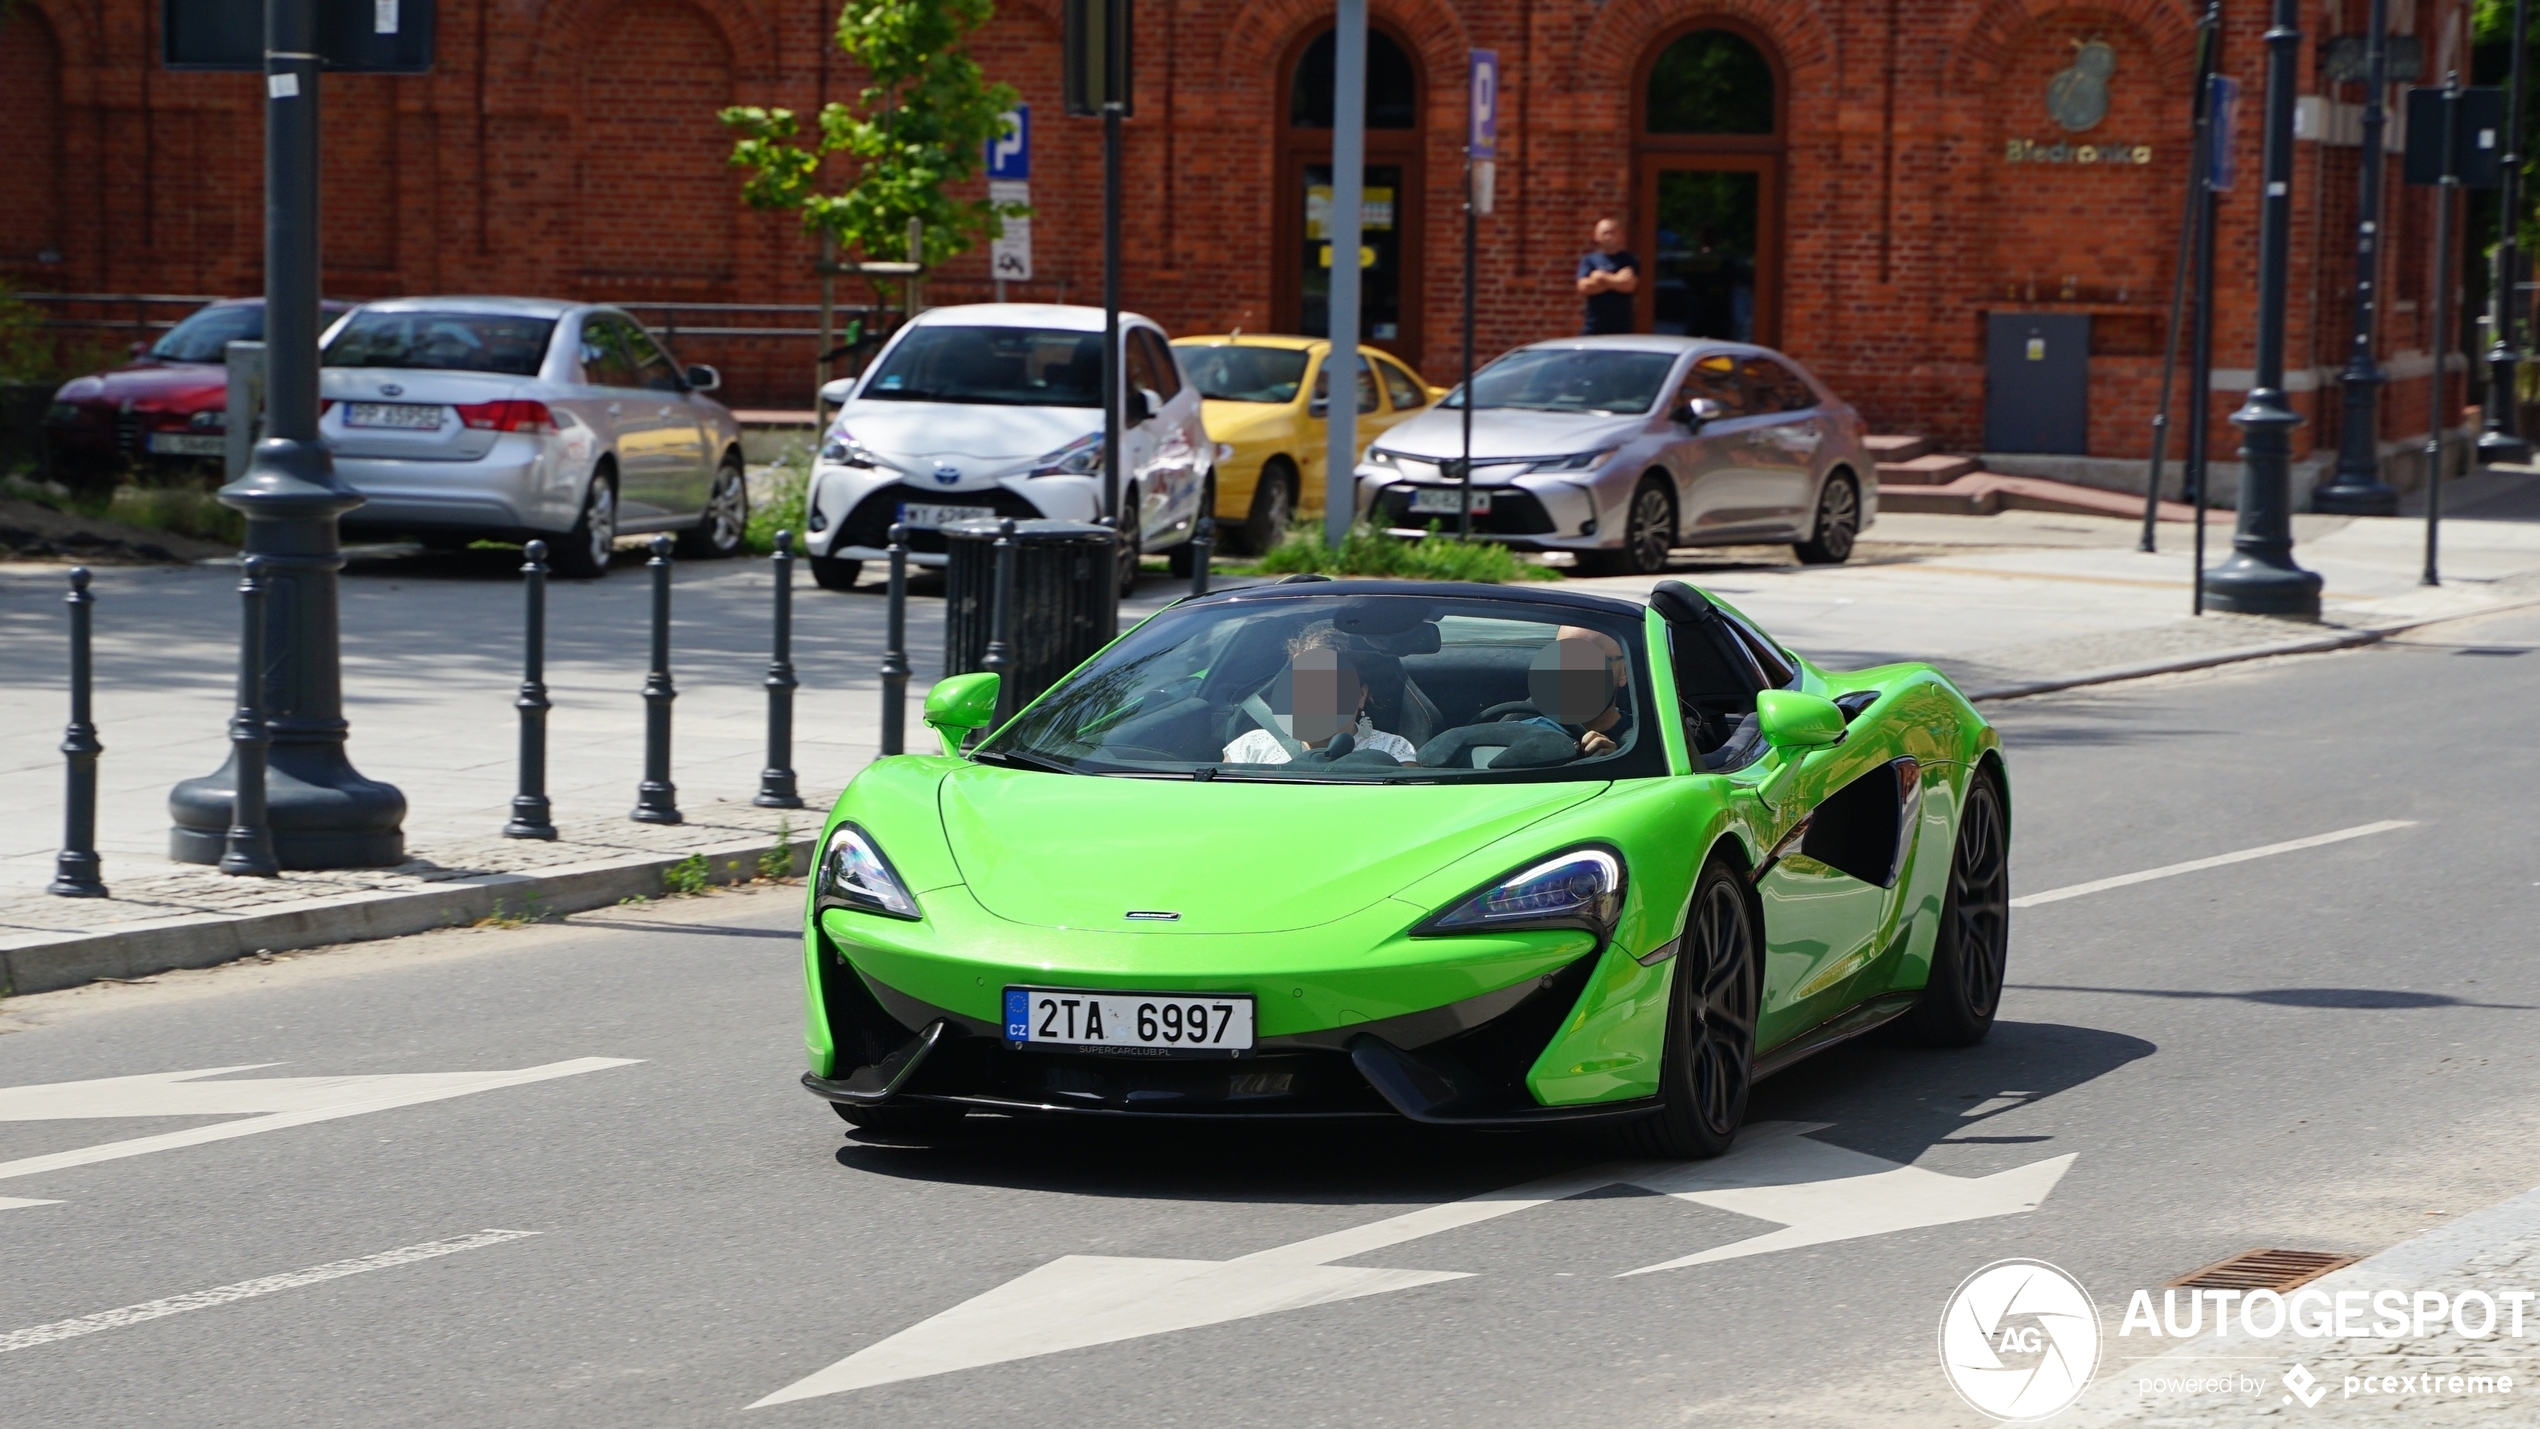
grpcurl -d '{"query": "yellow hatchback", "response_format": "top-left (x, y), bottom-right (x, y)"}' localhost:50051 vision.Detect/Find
top-left (1171, 335), bottom-right (1443, 553)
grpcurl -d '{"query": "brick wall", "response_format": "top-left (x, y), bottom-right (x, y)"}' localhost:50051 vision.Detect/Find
top-left (0, 0), bottom-right (2473, 453)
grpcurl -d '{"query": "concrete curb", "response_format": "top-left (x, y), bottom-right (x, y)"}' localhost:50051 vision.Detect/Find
top-left (0, 834), bottom-right (814, 998)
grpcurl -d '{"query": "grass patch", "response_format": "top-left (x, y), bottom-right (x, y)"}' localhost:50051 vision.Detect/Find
top-left (756, 820), bottom-right (797, 881)
top-left (1254, 523), bottom-right (1557, 583)
top-left (3, 473), bottom-right (245, 546)
top-left (744, 448), bottom-right (812, 556)
top-left (662, 853), bottom-right (711, 896)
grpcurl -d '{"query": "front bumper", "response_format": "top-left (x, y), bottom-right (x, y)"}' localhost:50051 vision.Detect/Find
top-left (805, 466), bottom-right (1096, 562)
top-left (1361, 473), bottom-right (1612, 551)
top-left (806, 891), bottom-right (1664, 1124)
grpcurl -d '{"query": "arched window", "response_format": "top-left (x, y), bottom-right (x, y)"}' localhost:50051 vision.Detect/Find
top-left (1290, 29), bottom-right (1419, 129)
top-left (1645, 29), bottom-right (1775, 135)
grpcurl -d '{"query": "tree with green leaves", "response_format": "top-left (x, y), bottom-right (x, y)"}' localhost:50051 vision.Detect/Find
top-left (720, 0), bottom-right (1022, 269)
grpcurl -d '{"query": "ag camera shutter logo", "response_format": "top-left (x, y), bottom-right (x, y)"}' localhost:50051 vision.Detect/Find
top-left (1939, 1259), bottom-right (2103, 1420)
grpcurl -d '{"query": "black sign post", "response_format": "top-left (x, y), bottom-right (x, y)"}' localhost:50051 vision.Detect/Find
top-left (164, 0), bottom-right (418, 868)
top-left (1065, 0), bottom-right (1132, 570)
top-left (2398, 81), bottom-right (2503, 584)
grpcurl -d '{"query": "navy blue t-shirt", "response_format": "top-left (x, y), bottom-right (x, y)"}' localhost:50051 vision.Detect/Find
top-left (1578, 250), bottom-right (1640, 334)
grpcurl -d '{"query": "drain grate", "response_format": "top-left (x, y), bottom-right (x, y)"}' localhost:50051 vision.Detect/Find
top-left (2169, 1249), bottom-right (2358, 1293)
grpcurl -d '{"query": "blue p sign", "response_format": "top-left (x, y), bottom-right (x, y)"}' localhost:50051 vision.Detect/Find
top-left (1469, 50), bottom-right (1498, 160)
top-left (987, 105), bottom-right (1030, 180)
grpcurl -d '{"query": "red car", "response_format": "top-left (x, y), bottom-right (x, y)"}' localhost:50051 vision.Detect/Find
top-left (41, 298), bottom-right (352, 493)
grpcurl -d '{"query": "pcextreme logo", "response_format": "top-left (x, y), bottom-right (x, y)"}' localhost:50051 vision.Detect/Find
top-left (1939, 1259), bottom-right (2103, 1421)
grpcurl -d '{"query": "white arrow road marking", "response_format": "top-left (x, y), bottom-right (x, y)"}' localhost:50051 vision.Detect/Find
top-left (0, 1229), bottom-right (540, 1354)
top-left (1614, 1121), bottom-right (2075, 1276)
top-left (749, 1163), bottom-right (1626, 1407)
top-left (2010, 819), bottom-right (2417, 908)
top-left (755, 1125), bottom-right (2076, 1406)
top-left (0, 1059), bottom-right (640, 1202)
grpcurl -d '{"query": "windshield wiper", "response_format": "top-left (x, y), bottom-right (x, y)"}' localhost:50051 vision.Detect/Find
top-left (973, 748), bottom-right (1077, 774)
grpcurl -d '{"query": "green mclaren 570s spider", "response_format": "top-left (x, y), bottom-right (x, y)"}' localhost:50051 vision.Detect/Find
top-left (799, 576), bottom-right (2009, 1158)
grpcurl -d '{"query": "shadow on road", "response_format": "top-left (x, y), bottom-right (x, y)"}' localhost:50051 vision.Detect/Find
top-left (2014, 982), bottom-right (2539, 1011)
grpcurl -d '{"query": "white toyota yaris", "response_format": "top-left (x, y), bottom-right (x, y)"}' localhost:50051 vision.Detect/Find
top-left (803, 304), bottom-right (1216, 592)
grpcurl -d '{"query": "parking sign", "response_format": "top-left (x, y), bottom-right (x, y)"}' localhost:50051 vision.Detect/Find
top-left (987, 106), bottom-right (1029, 181)
top-left (1469, 50), bottom-right (1498, 159)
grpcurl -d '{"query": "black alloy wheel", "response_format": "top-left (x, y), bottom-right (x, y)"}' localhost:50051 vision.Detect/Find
top-left (1793, 473), bottom-right (1861, 565)
top-left (1898, 770), bottom-right (2010, 1046)
top-left (1623, 858), bottom-right (1760, 1159)
top-left (1580, 478), bottom-right (1675, 577)
top-left (1115, 488), bottom-right (1143, 596)
top-left (552, 473), bottom-right (617, 579)
top-left (1243, 459), bottom-right (1298, 555)
top-left (679, 456), bottom-right (749, 558)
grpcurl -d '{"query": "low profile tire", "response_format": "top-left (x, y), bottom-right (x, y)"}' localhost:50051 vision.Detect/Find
top-left (1793, 473), bottom-right (1861, 566)
top-left (1241, 459), bottom-right (1298, 555)
top-left (809, 554), bottom-right (863, 591)
top-left (830, 1100), bottom-right (966, 1134)
top-left (679, 455), bottom-right (749, 559)
top-left (1896, 770), bottom-right (2010, 1046)
top-left (1167, 477), bottom-right (1218, 580)
top-left (1577, 478), bottom-right (1675, 577)
top-left (1620, 858), bottom-right (1760, 1160)
top-left (1115, 493), bottom-right (1144, 596)
top-left (551, 473), bottom-right (617, 579)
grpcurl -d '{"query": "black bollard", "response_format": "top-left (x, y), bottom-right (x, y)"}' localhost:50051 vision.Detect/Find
top-left (1189, 515), bottom-right (1214, 600)
top-left (631, 535), bottom-right (682, 824)
top-left (48, 567), bottom-right (107, 898)
top-left (879, 522), bottom-right (910, 757)
top-left (985, 518), bottom-right (1017, 728)
top-left (756, 531), bottom-right (804, 808)
top-left (505, 540), bottom-right (557, 839)
top-left (219, 557), bottom-right (280, 877)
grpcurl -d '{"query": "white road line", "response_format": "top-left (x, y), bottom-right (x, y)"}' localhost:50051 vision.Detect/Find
top-left (2009, 820), bottom-right (2418, 909)
top-left (0, 1229), bottom-right (539, 1355)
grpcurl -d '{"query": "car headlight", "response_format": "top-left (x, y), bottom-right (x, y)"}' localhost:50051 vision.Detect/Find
top-left (820, 425), bottom-right (879, 468)
top-left (1364, 448), bottom-right (1402, 469)
top-left (815, 823), bottom-right (921, 920)
top-left (1526, 448), bottom-right (1615, 474)
top-left (1028, 431), bottom-right (1105, 478)
top-left (1418, 846), bottom-right (1625, 941)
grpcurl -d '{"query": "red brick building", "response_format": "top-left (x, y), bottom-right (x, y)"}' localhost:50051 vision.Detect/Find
top-left (0, 0), bottom-right (2475, 490)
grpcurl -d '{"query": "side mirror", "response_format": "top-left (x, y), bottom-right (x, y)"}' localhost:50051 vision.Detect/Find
top-left (817, 376), bottom-right (855, 406)
top-left (924, 672), bottom-right (1001, 755)
top-left (1756, 689), bottom-right (1845, 750)
top-left (685, 364), bottom-right (721, 393)
top-left (1307, 397), bottom-right (1330, 418)
top-left (1127, 386), bottom-right (1159, 425)
top-left (130, 340), bottom-right (151, 358)
top-left (1673, 396), bottom-right (1727, 428)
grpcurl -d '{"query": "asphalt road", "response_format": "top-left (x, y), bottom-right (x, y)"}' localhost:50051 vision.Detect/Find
top-left (2, 605), bottom-right (2536, 1428)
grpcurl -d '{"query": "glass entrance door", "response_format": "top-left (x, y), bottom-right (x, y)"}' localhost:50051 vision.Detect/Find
top-left (1639, 155), bottom-right (1779, 345)
top-left (1299, 163), bottom-right (1406, 346)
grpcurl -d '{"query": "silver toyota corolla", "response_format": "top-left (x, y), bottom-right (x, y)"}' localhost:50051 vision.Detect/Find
top-left (1353, 336), bottom-right (1874, 575)
top-left (319, 297), bottom-right (747, 577)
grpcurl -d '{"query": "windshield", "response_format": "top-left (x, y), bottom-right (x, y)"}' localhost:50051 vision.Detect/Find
top-left (150, 304), bottom-right (265, 364)
top-left (323, 311), bottom-right (556, 376)
top-left (978, 593), bottom-right (1662, 781)
top-left (860, 326), bottom-right (1102, 407)
top-left (1443, 348), bottom-right (1678, 415)
top-left (1175, 344), bottom-right (1312, 403)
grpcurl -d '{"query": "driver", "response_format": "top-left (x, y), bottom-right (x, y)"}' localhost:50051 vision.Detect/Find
top-left (1222, 624), bottom-right (1419, 765)
top-left (1518, 627), bottom-right (1633, 757)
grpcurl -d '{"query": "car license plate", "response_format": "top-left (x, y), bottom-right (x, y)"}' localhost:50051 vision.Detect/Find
top-left (1409, 486), bottom-right (1491, 515)
top-left (344, 402), bottom-right (445, 430)
top-left (1004, 986), bottom-right (1255, 1057)
top-left (899, 502), bottom-right (995, 530)
top-left (146, 432), bottom-right (225, 456)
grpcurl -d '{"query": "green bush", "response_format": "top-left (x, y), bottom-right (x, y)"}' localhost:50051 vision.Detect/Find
top-left (1254, 522), bottom-right (1558, 582)
top-left (662, 853), bottom-right (711, 896)
top-left (744, 452), bottom-right (810, 555)
top-left (108, 484), bottom-right (244, 545)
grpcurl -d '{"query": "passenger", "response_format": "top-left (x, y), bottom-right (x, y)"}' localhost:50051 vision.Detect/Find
top-left (1222, 624), bottom-right (1420, 765)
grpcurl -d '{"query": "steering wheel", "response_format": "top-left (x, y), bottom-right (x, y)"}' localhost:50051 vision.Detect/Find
top-left (1475, 700), bottom-right (1544, 723)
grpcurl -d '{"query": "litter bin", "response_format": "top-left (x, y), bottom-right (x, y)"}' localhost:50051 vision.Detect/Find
top-left (942, 518), bottom-right (1120, 715)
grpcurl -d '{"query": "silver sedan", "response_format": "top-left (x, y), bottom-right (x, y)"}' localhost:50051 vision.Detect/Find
top-left (1352, 336), bottom-right (1874, 575)
top-left (319, 297), bottom-right (747, 577)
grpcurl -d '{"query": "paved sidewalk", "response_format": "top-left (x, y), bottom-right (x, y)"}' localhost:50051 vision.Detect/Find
top-left (3, 476), bottom-right (2534, 986)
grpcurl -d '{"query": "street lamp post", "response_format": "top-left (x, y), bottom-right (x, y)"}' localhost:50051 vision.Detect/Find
top-left (168, 0), bottom-right (406, 866)
top-left (2479, 0), bottom-right (2534, 465)
top-left (2318, 0), bottom-right (2403, 513)
top-left (2207, 0), bottom-right (2325, 620)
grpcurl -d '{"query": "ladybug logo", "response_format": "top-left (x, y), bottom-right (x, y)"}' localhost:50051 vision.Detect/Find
top-left (2047, 40), bottom-right (2116, 133)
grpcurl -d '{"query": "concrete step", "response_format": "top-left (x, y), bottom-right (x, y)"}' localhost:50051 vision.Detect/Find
top-left (1877, 472), bottom-right (2202, 523)
top-left (1864, 433), bottom-right (1933, 463)
top-left (1877, 452), bottom-right (1982, 486)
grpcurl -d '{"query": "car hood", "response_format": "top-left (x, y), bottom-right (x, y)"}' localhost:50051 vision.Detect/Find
top-left (937, 765), bottom-right (1606, 933)
top-left (54, 362), bottom-right (227, 412)
top-left (835, 401), bottom-right (1099, 461)
top-left (1371, 407), bottom-right (1653, 463)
